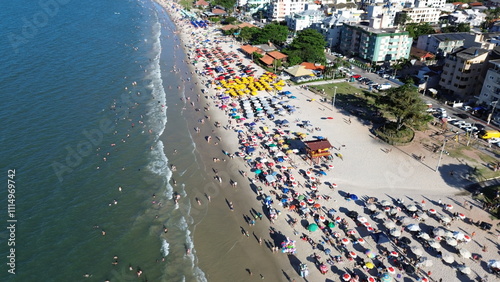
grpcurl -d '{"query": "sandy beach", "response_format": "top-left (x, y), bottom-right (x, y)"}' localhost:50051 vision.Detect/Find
top-left (157, 2), bottom-right (500, 281)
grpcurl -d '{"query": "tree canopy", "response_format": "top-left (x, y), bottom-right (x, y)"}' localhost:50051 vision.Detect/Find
top-left (405, 23), bottom-right (435, 39)
top-left (283, 28), bottom-right (326, 65)
top-left (212, 0), bottom-right (237, 10)
top-left (377, 84), bottom-right (428, 130)
top-left (441, 23), bottom-right (470, 33)
top-left (251, 23), bottom-right (289, 45)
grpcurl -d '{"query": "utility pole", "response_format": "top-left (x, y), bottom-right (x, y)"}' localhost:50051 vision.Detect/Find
top-left (332, 86), bottom-right (338, 107)
top-left (436, 139), bottom-right (447, 172)
top-left (487, 100), bottom-right (498, 124)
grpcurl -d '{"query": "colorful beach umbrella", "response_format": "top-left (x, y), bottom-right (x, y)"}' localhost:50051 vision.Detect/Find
top-left (308, 223), bottom-right (318, 232)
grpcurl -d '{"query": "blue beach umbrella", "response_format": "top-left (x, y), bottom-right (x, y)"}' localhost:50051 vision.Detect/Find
top-left (380, 273), bottom-right (392, 282)
top-left (350, 194), bottom-right (359, 201)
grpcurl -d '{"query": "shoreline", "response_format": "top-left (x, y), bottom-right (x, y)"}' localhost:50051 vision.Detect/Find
top-left (156, 1), bottom-right (289, 280)
top-left (156, 1), bottom-right (500, 282)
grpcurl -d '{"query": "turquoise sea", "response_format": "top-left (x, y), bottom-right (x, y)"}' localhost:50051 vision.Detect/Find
top-left (0, 0), bottom-right (207, 280)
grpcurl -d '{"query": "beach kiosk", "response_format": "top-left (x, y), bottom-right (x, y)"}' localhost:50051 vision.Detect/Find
top-left (304, 139), bottom-right (333, 164)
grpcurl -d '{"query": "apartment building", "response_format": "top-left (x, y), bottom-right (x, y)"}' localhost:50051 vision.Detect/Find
top-left (415, 0), bottom-right (445, 8)
top-left (268, 0), bottom-right (310, 22)
top-left (478, 59), bottom-right (500, 105)
top-left (339, 24), bottom-right (412, 64)
top-left (416, 32), bottom-right (494, 57)
top-left (238, 0), bottom-right (272, 15)
top-left (439, 47), bottom-right (489, 98)
top-left (286, 5), bottom-right (324, 31)
top-left (399, 7), bottom-right (441, 24)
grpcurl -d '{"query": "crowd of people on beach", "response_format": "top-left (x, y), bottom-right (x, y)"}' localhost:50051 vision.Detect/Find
top-left (168, 3), bottom-right (500, 281)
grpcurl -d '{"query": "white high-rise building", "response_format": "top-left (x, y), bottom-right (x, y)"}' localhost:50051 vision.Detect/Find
top-left (415, 0), bottom-right (445, 8)
top-left (268, 0), bottom-right (311, 22)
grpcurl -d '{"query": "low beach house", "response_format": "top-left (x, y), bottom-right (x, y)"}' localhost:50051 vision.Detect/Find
top-left (304, 139), bottom-right (333, 164)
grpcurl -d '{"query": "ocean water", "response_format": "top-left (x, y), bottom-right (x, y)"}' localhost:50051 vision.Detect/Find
top-left (0, 0), bottom-right (206, 281)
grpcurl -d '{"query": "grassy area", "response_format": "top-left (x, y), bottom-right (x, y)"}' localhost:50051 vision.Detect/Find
top-left (179, 0), bottom-right (193, 10)
top-left (311, 82), bottom-right (361, 97)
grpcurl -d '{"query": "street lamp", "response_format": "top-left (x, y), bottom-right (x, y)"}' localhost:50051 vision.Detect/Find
top-left (332, 86), bottom-right (338, 108)
top-left (487, 100), bottom-right (498, 125)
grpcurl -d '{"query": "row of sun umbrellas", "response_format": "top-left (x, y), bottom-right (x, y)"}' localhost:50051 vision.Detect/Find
top-left (216, 72), bottom-right (285, 97)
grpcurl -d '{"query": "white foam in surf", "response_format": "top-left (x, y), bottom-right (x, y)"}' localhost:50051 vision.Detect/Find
top-left (145, 19), bottom-right (167, 138)
top-left (148, 140), bottom-right (173, 199)
top-left (161, 238), bottom-right (170, 257)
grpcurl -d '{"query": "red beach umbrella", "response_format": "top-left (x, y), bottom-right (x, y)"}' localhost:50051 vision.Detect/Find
top-left (458, 213), bottom-right (465, 219)
top-left (342, 273), bottom-right (351, 281)
top-left (387, 267), bottom-right (396, 274)
top-left (428, 209), bottom-right (436, 214)
top-left (390, 251), bottom-right (398, 257)
top-left (299, 201), bottom-right (306, 207)
top-left (341, 238), bottom-right (350, 245)
top-left (347, 229), bottom-right (356, 235)
top-left (358, 238), bottom-right (366, 244)
top-left (364, 222), bottom-right (372, 227)
top-left (349, 251), bottom-right (357, 258)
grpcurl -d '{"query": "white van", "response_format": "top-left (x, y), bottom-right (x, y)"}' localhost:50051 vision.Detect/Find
top-left (376, 83), bottom-right (392, 90)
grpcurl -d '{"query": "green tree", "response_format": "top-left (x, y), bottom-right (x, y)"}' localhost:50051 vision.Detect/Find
top-left (284, 28), bottom-right (326, 64)
top-left (251, 23), bottom-right (288, 45)
top-left (212, 0), bottom-right (237, 10)
top-left (406, 23), bottom-right (435, 39)
top-left (224, 16), bottom-right (237, 25)
top-left (441, 23), bottom-right (470, 33)
top-left (395, 12), bottom-right (411, 26)
top-left (377, 84), bottom-right (428, 131)
top-left (287, 54), bottom-right (302, 66)
top-left (239, 27), bottom-right (259, 43)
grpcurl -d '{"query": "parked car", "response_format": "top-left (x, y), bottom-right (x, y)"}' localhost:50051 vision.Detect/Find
top-left (451, 120), bottom-right (465, 126)
top-left (463, 105), bottom-right (472, 112)
top-left (487, 137), bottom-right (500, 143)
top-left (382, 74), bottom-right (390, 79)
top-left (464, 126), bottom-right (478, 132)
top-left (376, 83), bottom-right (392, 90)
top-left (459, 122), bottom-right (472, 129)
